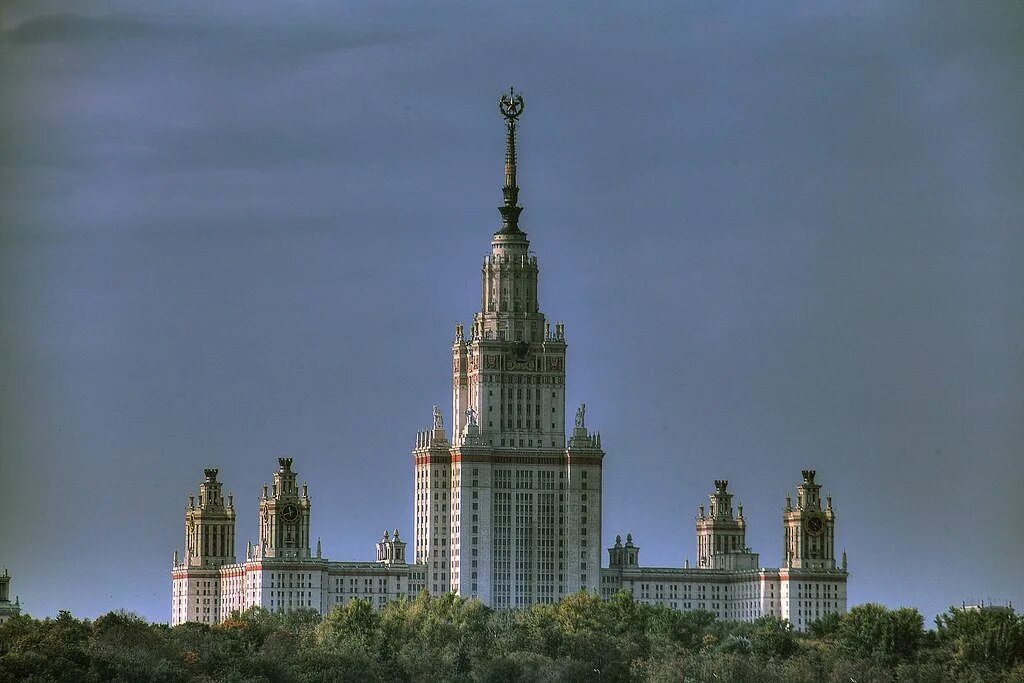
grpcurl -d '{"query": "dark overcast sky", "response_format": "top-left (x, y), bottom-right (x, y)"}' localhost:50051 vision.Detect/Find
top-left (1, 1), bottom-right (1022, 623)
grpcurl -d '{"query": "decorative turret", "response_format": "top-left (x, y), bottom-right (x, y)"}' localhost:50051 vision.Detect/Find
top-left (376, 529), bottom-right (408, 566)
top-left (608, 533), bottom-right (640, 569)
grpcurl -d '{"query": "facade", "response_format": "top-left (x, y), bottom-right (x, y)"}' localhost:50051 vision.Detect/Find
top-left (0, 568), bottom-right (21, 623)
top-left (170, 89), bottom-right (848, 631)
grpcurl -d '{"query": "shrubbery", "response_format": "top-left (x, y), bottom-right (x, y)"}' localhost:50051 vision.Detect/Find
top-left (1, 592), bottom-right (1022, 682)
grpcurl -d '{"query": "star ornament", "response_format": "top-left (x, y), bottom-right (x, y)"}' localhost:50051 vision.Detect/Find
top-left (499, 86), bottom-right (525, 120)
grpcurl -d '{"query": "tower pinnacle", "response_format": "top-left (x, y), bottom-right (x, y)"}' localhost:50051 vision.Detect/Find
top-left (496, 86), bottom-right (525, 235)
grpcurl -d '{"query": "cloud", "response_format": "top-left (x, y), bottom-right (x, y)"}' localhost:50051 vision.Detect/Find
top-left (0, 11), bottom-right (420, 59)
top-left (1, 13), bottom-right (162, 45)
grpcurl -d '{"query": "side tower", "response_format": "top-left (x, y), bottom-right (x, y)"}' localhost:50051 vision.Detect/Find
top-left (780, 470), bottom-right (847, 631)
top-left (415, 88), bottom-right (604, 607)
top-left (783, 470), bottom-right (836, 570)
top-left (256, 458), bottom-right (312, 560)
top-left (184, 469), bottom-right (237, 568)
top-left (695, 480), bottom-right (747, 568)
top-left (172, 469), bottom-right (236, 624)
top-left (0, 568), bottom-right (21, 624)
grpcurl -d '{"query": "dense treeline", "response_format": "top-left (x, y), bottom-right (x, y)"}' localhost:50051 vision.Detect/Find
top-left (1, 592), bottom-right (1023, 682)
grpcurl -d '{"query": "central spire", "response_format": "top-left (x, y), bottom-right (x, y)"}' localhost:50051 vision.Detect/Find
top-left (496, 86), bottom-right (525, 235)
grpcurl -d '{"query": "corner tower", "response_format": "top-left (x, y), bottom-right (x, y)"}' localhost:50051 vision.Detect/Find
top-left (415, 88), bottom-right (604, 607)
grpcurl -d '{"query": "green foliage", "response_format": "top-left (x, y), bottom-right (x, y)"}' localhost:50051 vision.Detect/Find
top-left (832, 602), bottom-right (926, 665)
top-left (936, 605), bottom-right (1024, 672)
top-left (0, 596), bottom-right (1022, 682)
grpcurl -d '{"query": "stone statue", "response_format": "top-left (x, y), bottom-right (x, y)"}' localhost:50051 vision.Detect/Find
top-left (432, 405), bottom-right (444, 430)
top-left (575, 403), bottom-right (586, 428)
top-left (465, 406), bottom-right (478, 427)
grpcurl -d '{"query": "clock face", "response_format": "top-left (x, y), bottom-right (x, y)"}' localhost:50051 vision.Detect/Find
top-left (806, 514), bottom-right (824, 535)
top-left (280, 503), bottom-right (299, 523)
top-left (513, 341), bottom-right (530, 361)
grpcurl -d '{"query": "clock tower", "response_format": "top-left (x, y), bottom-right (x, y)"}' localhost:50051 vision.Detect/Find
top-left (256, 458), bottom-right (312, 559)
top-left (783, 470), bottom-right (836, 570)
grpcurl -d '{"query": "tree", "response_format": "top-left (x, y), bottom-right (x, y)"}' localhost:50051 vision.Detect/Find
top-left (748, 616), bottom-right (796, 659)
top-left (936, 606), bottom-right (1024, 670)
top-left (834, 603), bottom-right (925, 664)
top-left (807, 611), bottom-right (842, 639)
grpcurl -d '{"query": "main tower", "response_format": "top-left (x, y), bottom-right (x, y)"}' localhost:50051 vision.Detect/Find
top-left (414, 88), bottom-right (605, 606)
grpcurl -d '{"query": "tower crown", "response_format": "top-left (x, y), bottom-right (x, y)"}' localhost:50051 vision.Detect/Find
top-left (197, 468), bottom-right (228, 510)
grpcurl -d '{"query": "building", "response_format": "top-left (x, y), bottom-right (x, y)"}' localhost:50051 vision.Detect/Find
top-left (171, 89), bottom-right (847, 630)
top-left (602, 473), bottom-right (849, 631)
top-left (961, 600), bottom-right (1015, 614)
top-left (171, 460), bottom-right (425, 625)
top-left (0, 568), bottom-right (21, 623)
